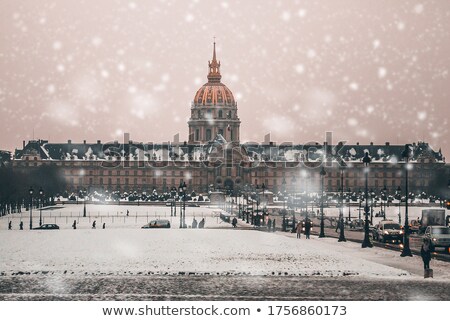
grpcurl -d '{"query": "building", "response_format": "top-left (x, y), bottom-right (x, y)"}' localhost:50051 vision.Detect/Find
top-left (10, 44), bottom-right (449, 198)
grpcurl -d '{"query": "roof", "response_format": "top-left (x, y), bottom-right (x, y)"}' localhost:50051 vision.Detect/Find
top-left (13, 140), bottom-right (445, 164)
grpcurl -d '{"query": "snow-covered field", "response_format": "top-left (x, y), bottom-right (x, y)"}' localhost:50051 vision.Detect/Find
top-left (1, 204), bottom-right (449, 300)
top-left (0, 204), bottom-right (449, 279)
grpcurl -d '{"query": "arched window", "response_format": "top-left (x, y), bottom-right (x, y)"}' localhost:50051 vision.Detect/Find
top-left (206, 129), bottom-right (212, 141)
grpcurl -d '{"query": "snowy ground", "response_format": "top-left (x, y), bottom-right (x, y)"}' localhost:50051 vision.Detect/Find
top-left (0, 204), bottom-right (449, 300)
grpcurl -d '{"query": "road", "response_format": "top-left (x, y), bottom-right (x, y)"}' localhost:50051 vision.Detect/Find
top-left (0, 275), bottom-right (448, 300)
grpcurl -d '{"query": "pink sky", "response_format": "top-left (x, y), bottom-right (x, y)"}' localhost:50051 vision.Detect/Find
top-left (0, 0), bottom-right (449, 156)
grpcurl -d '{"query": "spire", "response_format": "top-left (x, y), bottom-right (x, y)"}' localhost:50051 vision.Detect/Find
top-left (208, 40), bottom-right (221, 83)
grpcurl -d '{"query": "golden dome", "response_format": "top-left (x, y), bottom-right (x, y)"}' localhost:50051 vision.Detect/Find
top-left (194, 83), bottom-right (235, 106)
top-left (193, 42), bottom-right (236, 107)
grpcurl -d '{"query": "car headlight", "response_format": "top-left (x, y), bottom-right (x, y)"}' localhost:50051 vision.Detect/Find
top-left (399, 230), bottom-right (404, 234)
top-left (384, 231), bottom-right (389, 235)
top-left (432, 238), bottom-right (437, 241)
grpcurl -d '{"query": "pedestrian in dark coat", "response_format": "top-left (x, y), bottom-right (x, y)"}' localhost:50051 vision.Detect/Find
top-left (8, 221), bottom-right (12, 230)
top-left (19, 221), bottom-right (23, 230)
top-left (304, 219), bottom-right (312, 239)
top-left (92, 220), bottom-right (96, 229)
top-left (72, 220), bottom-right (77, 229)
top-left (102, 223), bottom-right (106, 229)
top-left (420, 238), bottom-right (432, 270)
top-left (198, 218), bottom-right (205, 228)
top-left (335, 218), bottom-right (340, 233)
top-left (267, 218), bottom-right (272, 231)
top-left (272, 219), bottom-right (276, 232)
top-left (231, 217), bottom-right (237, 228)
top-left (192, 218), bottom-right (198, 228)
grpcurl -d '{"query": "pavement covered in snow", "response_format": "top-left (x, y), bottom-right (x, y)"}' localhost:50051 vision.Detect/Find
top-left (0, 204), bottom-right (449, 300)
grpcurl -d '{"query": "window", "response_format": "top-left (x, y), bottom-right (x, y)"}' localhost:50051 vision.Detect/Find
top-left (218, 110), bottom-right (223, 118)
top-left (195, 129), bottom-right (200, 141)
top-left (206, 129), bottom-right (212, 141)
top-left (218, 128), bottom-right (223, 136)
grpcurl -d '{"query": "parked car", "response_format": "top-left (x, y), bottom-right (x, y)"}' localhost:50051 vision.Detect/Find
top-left (423, 226), bottom-right (450, 251)
top-left (349, 219), bottom-right (364, 229)
top-left (186, 203), bottom-right (200, 207)
top-left (409, 219), bottom-right (421, 234)
top-left (33, 224), bottom-right (60, 230)
top-left (373, 220), bottom-right (403, 243)
top-left (141, 220), bottom-right (171, 229)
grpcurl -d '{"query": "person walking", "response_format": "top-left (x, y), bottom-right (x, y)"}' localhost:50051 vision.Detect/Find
top-left (102, 223), bottom-right (106, 229)
top-left (335, 218), bottom-right (340, 233)
top-left (8, 221), bottom-right (12, 230)
top-left (304, 218), bottom-right (312, 239)
top-left (421, 238), bottom-right (432, 276)
top-left (192, 218), bottom-right (198, 228)
top-left (231, 217), bottom-right (237, 228)
top-left (199, 218), bottom-right (205, 228)
top-left (19, 221), bottom-right (23, 230)
top-left (126, 210), bottom-right (129, 216)
top-left (72, 220), bottom-right (77, 229)
top-left (296, 221), bottom-right (302, 239)
top-left (272, 219), bottom-right (276, 232)
top-left (267, 218), bottom-right (272, 231)
top-left (92, 220), bottom-right (96, 229)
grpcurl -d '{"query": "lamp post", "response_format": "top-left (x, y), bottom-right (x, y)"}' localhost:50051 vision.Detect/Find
top-left (282, 177), bottom-right (287, 231)
top-left (382, 186), bottom-right (387, 220)
top-left (319, 166), bottom-right (326, 238)
top-left (292, 175), bottom-right (297, 230)
top-left (348, 188), bottom-right (351, 221)
top-left (170, 187), bottom-right (176, 216)
top-left (262, 183), bottom-right (266, 226)
top-left (83, 188), bottom-right (87, 217)
top-left (362, 152), bottom-right (373, 248)
top-left (338, 168), bottom-right (346, 242)
top-left (370, 189), bottom-right (374, 225)
top-left (39, 188), bottom-right (43, 226)
top-left (397, 186), bottom-right (402, 224)
top-left (29, 187), bottom-right (34, 230)
top-left (401, 144), bottom-right (413, 257)
top-left (179, 181), bottom-right (187, 228)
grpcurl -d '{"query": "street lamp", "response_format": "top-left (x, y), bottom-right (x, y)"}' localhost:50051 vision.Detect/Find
top-left (39, 187), bottom-right (43, 226)
top-left (292, 175), bottom-right (297, 231)
top-left (83, 188), bottom-right (87, 217)
top-left (29, 187), bottom-right (34, 230)
top-left (362, 152), bottom-right (373, 248)
top-left (397, 186), bottom-right (402, 224)
top-left (347, 188), bottom-right (351, 222)
top-left (338, 168), bottom-right (346, 242)
top-left (281, 177), bottom-right (287, 231)
top-left (262, 183), bottom-right (266, 226)
top-left (401, 144), bottom-right (413, 257)
top-left (370, 189), bottom-right (374, 224)
top-left (319, 166), bottom-right (326, 238)
top-left (382, 185), bottom-right (387, 220)
top-left (170, 187), bottom-right (176, 216)
top-left (179, 181), bottom-right (187, 228)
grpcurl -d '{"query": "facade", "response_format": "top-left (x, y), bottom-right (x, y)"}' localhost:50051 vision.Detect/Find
top-left (9, 44), bottom-right (449, 197)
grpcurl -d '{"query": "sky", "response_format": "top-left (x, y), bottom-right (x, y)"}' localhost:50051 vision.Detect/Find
top-left (0, 0), bottom-right (449, 157)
